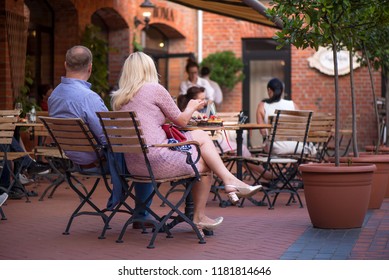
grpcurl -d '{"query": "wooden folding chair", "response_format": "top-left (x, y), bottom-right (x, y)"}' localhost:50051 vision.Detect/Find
top-left (243, 109), bottom-right (313, 209)
top-left (325, 114), bottom-right (358, 157)
top-left (303, 113), bottom-right (335, 163)
top-left (39, 116), bottom-right (130, 239)
top-left (33, 111), bottom-right (69, 201)
top-left (0, 110), bottom-right (32, 201)
top-left (96, 111), bottom-right (206, 249)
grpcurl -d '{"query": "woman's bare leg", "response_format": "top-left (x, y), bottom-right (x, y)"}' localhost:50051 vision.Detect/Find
top-left (191, 175), bottom-right (219, 224)
top-left (190, 130), bottom-right (259, 193)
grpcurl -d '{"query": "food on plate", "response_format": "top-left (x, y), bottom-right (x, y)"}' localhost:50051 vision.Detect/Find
top-left (194, 114), bottom-right (223, 126)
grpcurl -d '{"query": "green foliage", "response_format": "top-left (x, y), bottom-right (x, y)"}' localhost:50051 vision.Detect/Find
top-left (133, 36), bottom-right (144, 52)
top-left (200, 51), bottom-right (244, 91)
top-left (81, 24), bottom-right (111, 109)
top-left (359, 26), bottom-right (389, 72)
top-left (267, 0), bottom-right (389, 161)
top-left (16, 55), bottom-right (40, 116)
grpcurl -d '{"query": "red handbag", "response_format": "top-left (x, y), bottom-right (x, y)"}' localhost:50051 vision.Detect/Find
top-left (162, 124), bottom-right (187, 142)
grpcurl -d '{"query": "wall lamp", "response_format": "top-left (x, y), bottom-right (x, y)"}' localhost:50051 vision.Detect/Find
top-left (134, 0), bottom-right (156, 30)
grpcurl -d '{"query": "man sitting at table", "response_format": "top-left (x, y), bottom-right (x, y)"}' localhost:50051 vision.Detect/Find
top-left (48, 45), bottom-right (154, 228)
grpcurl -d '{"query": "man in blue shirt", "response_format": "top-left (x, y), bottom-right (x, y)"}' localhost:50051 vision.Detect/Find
top-left (48, 45), bottom-right (154, 228)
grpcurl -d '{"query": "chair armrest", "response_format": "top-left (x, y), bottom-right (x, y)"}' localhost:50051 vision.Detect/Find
top-left (152, 140), bottom-right (200, 149)
top-left (151, 140), bottom-right (202, 165)
top-left (149, 140), bottom-right (202, 179)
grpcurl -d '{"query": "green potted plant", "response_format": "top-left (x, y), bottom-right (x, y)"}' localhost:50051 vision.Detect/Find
top-left (200, 50), bottom-right (244, 93)
top-left (360, 26), bottom-right (389, 200)
top-left (16, 55), bottom-right (41, 116)
top-left (81, 24), bottom-right (111, 109)
top-left (337, 6), bottom-right (389, 208)
top-left (268, 0), bottom-right (377, 228)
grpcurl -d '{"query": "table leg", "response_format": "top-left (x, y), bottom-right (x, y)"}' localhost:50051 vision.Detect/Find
top-left (166, 191), bottom-right (213, 236)
top-left (235, 129), bottom-right (243, 180)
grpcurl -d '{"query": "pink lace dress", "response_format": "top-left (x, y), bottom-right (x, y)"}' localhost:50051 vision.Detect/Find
top-left (120, 82), bottom-right (198, 179)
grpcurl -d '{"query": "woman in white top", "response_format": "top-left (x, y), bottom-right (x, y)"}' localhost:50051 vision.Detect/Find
top-left (256, 78), bottom-right (299, 155)
top-left (179, 59), bottom-right (215, 103)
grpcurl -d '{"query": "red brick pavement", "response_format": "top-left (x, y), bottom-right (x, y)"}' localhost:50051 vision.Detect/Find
top-left (0, 178), bottom-right (388, 260)
top-left (349, 201), bottom-right (389, 260)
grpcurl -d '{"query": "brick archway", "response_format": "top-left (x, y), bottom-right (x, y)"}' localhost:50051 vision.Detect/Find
top-left (92, 7), bottom-right (130, 87)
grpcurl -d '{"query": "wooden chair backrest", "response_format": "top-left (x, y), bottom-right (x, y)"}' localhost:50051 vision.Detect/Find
top-left (0, 110), bottom-right (19, 145)
top-left (35, 111), bottom-right (50, 137)
top-left (269, 110), bottom-right (313, 143)
top-left (308, 113), bottom-right (335, 143)
top-left (96, 111), bottom-right (145, 155)
top-left (217, 112), bottom-right (240, 125)
top-left (38, 117), bottom-right (100, 158)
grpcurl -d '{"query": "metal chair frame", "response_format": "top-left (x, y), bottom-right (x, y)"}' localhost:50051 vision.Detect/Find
top-left (39, 116), bottom-right (131, 239)
top-left (32, 111), bottom-right (71, 201)
top-left (96, 111), bottom-right (206, 249)
top-left (243, 109), bottom-right (313, 209)
top-left (0, 110), bottom-right (32, 202)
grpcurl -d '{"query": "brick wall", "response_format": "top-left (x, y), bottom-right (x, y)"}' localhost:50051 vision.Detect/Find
top-left (0, 0), bottom-right (382, 149)
top-left (0, 0), bottom-right (24, 109)
top-left (201, 12), bottom-right (381, 149)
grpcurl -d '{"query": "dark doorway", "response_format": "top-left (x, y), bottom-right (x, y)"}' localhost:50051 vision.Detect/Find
top-left (25, 0), bottom-right (54, 103)
top-left (242, 38), bottom-right (291, 147)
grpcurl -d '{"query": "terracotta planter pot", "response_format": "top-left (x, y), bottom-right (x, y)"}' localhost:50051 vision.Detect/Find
top-left (365, 145), bottom-right (389, 154)
top-left (299, 163), bottom-right (375, 229)
top-left (362, 149), bottom-right (389, 198)
top-left (350, 155), bottom-right (389, 207)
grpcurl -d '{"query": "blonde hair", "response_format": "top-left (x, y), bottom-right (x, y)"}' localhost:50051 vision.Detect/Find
top-left (111, 52), bottom-right (159, 110)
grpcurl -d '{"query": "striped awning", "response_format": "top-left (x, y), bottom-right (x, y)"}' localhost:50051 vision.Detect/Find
top-left (166, 0), bottom-right (281, 29)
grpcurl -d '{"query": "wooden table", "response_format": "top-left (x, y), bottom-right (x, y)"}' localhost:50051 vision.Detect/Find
top-left (182, 123), bottom-right (271, 180)
top-left (15, 122), bottom-right (45, 148)
top-left (223, 123), bottom-right (271, 180)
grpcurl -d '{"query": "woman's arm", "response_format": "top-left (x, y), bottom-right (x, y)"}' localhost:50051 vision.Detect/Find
top-left (175, 99), bottom-right (206, 127)
top-left (256, 102), bottom-right (268, 136)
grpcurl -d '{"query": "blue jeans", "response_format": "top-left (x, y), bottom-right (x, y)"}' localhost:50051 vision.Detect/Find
top-left (79, 151), bottom-right (153, 214)
top-left (0, 137), bottom-right (34, 188)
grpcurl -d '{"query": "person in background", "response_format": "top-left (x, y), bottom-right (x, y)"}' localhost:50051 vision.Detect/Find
top-left (256, 77), bottom-right (300, 155)
top-left (0, 137), bottom-right (50, 199)
top-left (48, 45), bottom-right (154, 229)
top-left (179, 59), bottom-right (215, 105)
top-left (111, 52), bottom-right (262, 234)
top-left (178, 86), bottom-right (274, 181)
top-left (200, 66), bottom-right (223, 106)
top-left (38, 84), bottom-right (53, 111)
top-left (177, 86), bottom-right (208, 116)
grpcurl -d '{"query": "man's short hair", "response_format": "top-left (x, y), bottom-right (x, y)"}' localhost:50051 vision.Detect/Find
top-left (65, 45), bottom-right (93, 72)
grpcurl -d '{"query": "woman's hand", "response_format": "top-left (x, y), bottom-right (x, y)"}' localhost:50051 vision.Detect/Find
top-left (187, 99), bottom-right (206, 112)
top-left (176, 99), bottom-right (206, 127)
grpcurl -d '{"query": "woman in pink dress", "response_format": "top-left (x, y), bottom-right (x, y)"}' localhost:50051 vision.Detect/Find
top-left (111, 52), bottom-right (261, 232)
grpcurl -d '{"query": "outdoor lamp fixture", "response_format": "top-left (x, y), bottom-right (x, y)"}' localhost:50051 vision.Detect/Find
top-left (134, 0), bottom-right (156, 30)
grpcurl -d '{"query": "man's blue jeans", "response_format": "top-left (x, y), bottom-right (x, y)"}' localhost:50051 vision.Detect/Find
top-left (78, 151), bottom-right (153, 215)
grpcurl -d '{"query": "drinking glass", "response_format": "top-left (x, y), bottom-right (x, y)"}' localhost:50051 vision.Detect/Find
top-left (14, 102), bottom-right (23, 115)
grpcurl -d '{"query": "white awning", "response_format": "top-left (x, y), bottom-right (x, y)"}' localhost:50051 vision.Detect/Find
top-left (166, 0), bottom-right (281, 29)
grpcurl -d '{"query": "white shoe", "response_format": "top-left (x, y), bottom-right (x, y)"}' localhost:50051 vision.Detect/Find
top-left (0, 193), bottom-right (8, 207)
top-left (18, 174), bottom-right (34, 185)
